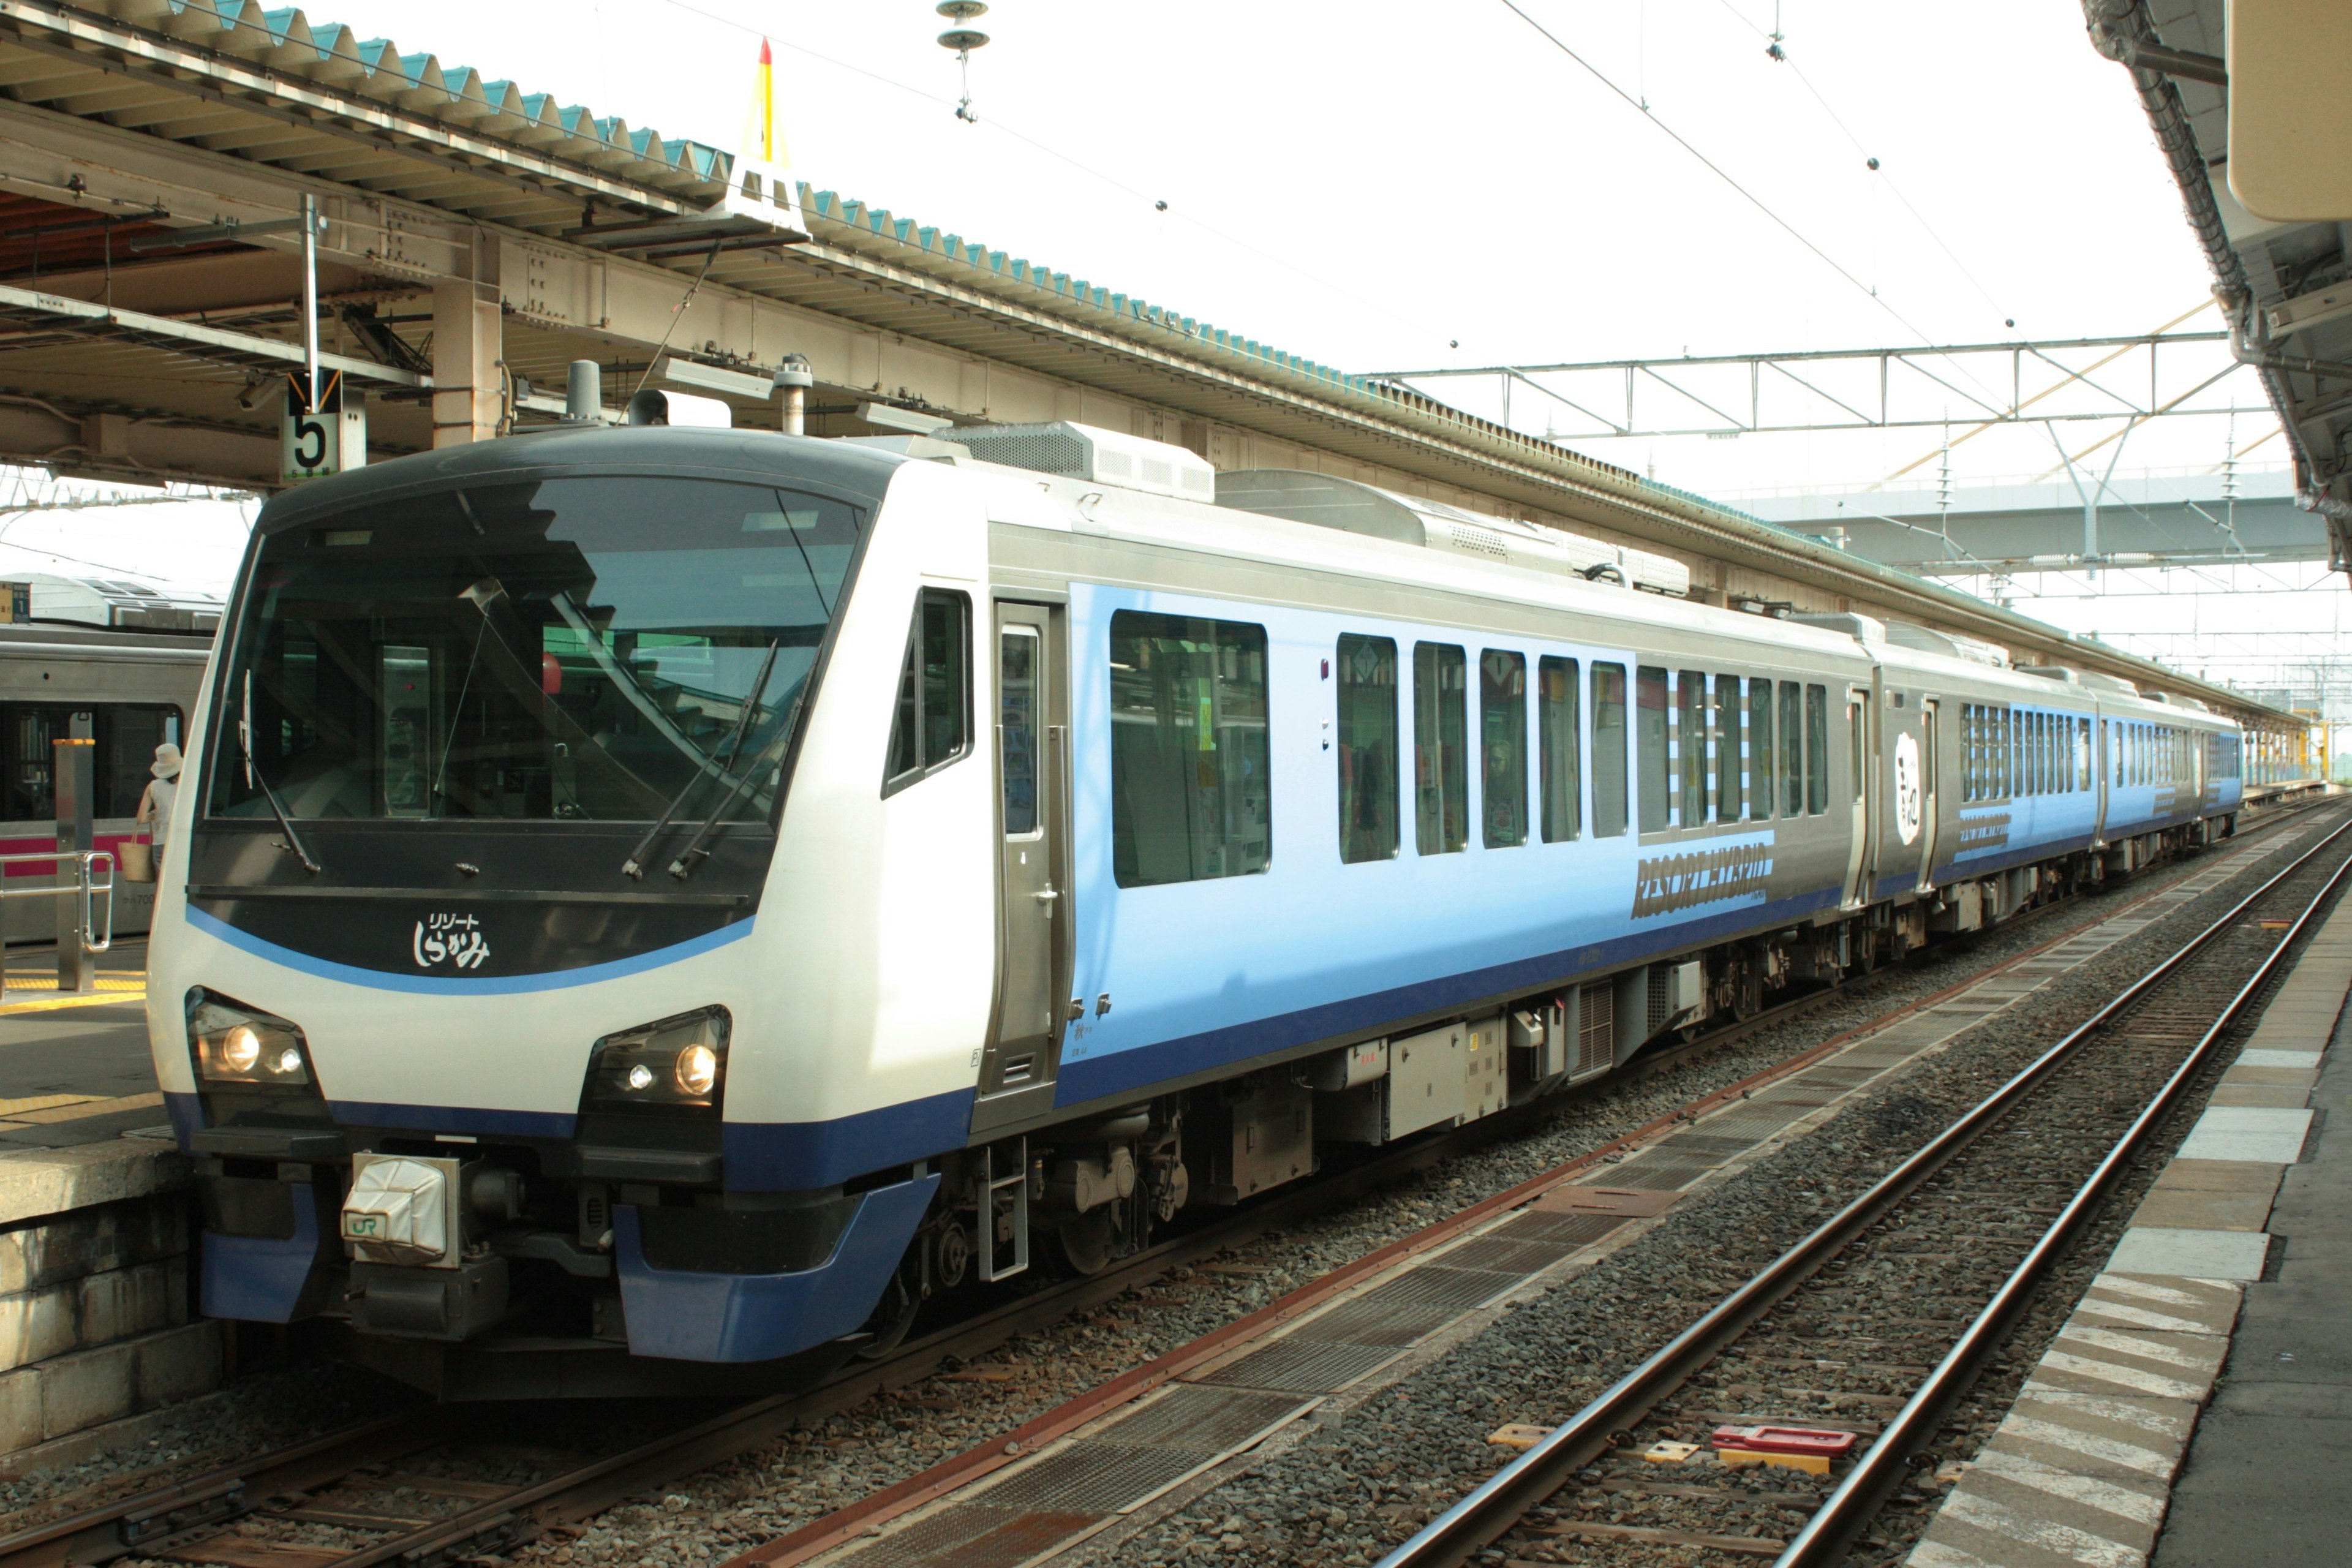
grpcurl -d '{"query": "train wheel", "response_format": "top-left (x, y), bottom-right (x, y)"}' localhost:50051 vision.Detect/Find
top-left (1054, 1208), bottom-right (1115, 1275)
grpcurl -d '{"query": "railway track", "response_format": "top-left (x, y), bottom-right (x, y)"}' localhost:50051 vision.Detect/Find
top-left (2, 801), bottom-right (2326, 1568)
top-left (1377, 809), bottom-right (2352, 1568)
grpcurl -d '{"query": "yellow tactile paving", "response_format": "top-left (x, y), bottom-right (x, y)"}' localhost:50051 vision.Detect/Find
top-left (0, 989), bottom-right (145, 1017)
top-left (0, 1093), bottom-right (98, 1117)
top-left (0, 1091), bottom-right (162, 1125)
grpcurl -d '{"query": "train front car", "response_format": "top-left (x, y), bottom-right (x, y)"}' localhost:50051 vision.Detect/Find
top-left (147, 428), bottom-right (985, 1391)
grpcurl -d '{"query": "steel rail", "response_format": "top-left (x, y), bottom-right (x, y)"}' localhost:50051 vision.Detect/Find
top-left (1777, 815), bottom-right (2352, 1565)
top-left (1378, 807), bottom-right (2352, 1568)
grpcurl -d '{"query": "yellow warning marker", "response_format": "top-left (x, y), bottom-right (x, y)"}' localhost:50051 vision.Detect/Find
top-left (1486, 1423), bottom-right (1551, 1449)
top-left (1642, 1441), bottom-right (1703, 1464)
top-left (1718, 1447), bottom-right (1833, 1476)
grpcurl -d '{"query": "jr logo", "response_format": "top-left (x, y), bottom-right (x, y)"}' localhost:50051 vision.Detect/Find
top-left (343, 1214), bottom-right (381, 1238)
top-left (413, 912), bottom-right (490, 970)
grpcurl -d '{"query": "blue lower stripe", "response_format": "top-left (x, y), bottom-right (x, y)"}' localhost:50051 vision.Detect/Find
top-left (184, 904), bottom-right (753, 995)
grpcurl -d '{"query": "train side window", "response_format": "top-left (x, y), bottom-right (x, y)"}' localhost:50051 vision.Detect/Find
top-left (1716, 676), bottom-right (1743, 821)
top-left (1538, 655), bottom-right (1581, 842)
top-left (1592, 663), bottom-right (1628, 838)
top-left (2000, 707), bottom-right (2013, 799)
top-left (1677, 669), bottom-right (1706, 826)
top-left (1480, 650), bottom-right (1528, 848)
top-left (1637, 665), bottom-right (1670, 834)
top-left (1847, 693), bottom-right (1864, 802)
top-left (1960, 705), bottom-right (1973, 802)
top-left (884, 589), bottom-right (971, 793)
top-left (1805, 683), bottom-right (1829, 815)
top-left (1414, 643), bottom-right (1468, 854)
top-left (1780, 679), bottom-right (1804, 817)
top-left (1109, 611), bottom-right (1272, 886)
top-left (998, 627), bottom-right (1039, 835)
top-left (1336, 633), bottom-right (1400, 864)
top-left (1748, 679), bottom-right (1774, 819)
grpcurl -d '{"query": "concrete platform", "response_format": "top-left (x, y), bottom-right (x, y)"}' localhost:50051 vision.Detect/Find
top-left (0, 941), bottom-right (221, 1470)
top-left (0, 941), bottom-right (163, 1151)
top-left (1905, 891), bottom-right (2352, 1568)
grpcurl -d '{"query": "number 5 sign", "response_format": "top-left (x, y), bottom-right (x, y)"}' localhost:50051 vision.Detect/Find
top-left (281, 369), bottom-right (367, 484)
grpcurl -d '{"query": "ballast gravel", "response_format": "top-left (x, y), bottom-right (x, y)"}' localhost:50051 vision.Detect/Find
top-left (489, 817), bottom-right (2327, 1568)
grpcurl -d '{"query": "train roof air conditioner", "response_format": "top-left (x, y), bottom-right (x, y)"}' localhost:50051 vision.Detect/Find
top-left (951, 421), bottom-right (1216, 502)
top-left (1882, 620), bottom-right (2012, 668)
top-left (1213, 470), bottom-right (1691, 597)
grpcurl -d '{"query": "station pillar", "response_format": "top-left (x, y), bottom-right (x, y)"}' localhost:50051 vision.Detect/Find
top-left (432, 281), bottom-right (503, 447)
top-left (53, 717), bottom-right (93, 994)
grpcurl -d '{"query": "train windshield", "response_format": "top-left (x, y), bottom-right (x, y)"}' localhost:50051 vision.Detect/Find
top-left (208, 477), bottom-right (859, 823)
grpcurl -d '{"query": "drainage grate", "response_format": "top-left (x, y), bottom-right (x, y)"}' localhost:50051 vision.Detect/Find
top-left (1105, 1385), bottom-right (1307, 1451)
top-left (842, 1504), bottom-right (1102, 1568)
top-left (1292, 1297), bottom-right (1458, 1346)
top-left (1198, 1337), bottom-right (1401, 1394)
top-left (1660, 1133), bottom-right (1755, 1159)
top-left (971, 1440), bottom-right (1209, 1515)
top-left (1605, 1158), bottom-right (1715, 1190)
top-left (1357, 1265), bottom-right (1520, 1310)
top-left (1437, 1235), bottom-right (1576, 1275)
top-left (1494, 1210), bottom-right (1627, 1247)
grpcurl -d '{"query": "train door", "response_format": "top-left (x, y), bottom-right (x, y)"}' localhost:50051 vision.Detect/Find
top-left (976, 600), bottom-right (1072, 1123)
top-left (1842, 683), bottom-right (1873, 908)
top-left (1914, 699), bottom-right (1940, 892)
top-left (2093, 718), bottom-right (2109, 843)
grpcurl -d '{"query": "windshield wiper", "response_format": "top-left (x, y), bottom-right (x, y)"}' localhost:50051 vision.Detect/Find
top-left (669, 688), bottom-right (801, 881)
top-left (240, 670), bottom-right (322, 875)
top-left (620, 640), bottom-right (780, 880)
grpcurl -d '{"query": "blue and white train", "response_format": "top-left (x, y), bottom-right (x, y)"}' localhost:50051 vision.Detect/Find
top-left (146, 418), bottom-right (2243, 1393)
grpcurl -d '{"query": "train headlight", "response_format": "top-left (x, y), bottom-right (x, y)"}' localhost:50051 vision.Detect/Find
top-left (585, 1008), bottom-right (729, 1114)
top-left (190, 997), bottom-right (312, 1087)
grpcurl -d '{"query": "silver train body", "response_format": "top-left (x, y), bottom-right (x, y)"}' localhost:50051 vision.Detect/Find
top-left (148, 424), bottom-right (2243, 1393)
top-left (0, 622), bottom-right (203, 945)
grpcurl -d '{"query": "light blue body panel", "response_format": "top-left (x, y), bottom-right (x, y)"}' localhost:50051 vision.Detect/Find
top-left (1051, 582), bottom-right (1836, 1107)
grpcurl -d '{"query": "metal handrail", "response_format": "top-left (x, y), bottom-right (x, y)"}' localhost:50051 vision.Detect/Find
top-left (0, 849), bottom-right (116, 954)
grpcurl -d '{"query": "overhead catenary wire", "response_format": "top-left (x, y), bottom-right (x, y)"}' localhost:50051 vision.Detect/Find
top-left (1492, 0), bottom-right (1943, 352)
top-left (654, 0), bottom-right (1464, 353)
top-left (1709, 0), bottom-right (2016, 329)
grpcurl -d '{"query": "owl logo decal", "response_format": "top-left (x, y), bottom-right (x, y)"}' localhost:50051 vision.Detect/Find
top-left (1893, 731), bottom-right (1923, 846)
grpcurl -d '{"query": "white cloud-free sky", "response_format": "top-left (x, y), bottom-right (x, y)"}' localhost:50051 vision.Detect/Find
top-left (20, 0), bottom-right (2342, 703)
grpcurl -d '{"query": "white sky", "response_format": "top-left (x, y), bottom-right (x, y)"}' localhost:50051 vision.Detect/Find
top-left (23, 0), bottom-right (2347, 703)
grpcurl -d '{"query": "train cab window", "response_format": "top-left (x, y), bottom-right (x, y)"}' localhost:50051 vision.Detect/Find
top-left (1109, 611), bottom-right (1272, 887)
top-left (1716, 676), bottom-right (1743, 821)
top-left (1637, 666), bottom-right (1670, 834)
top-left (1336, 634), bottom-right (1400, 864)
top-left (1748, 679), bottom-right (1774, 819)
top-left (1677, 670), bottom-right (1706, 826)
top-left (1538, 655), bottom-right (1580, 842)
top-left (1593, 663), bottom-right (1628, 838)
top-left (1804, 684), bottom-right (1829, 815)
top-left (1779, 680), bottom-right (1804, 817)
top-left (885, 590), bottom-right (972, 793)
top-left (1414, 643), bottom-right (1468, 854)
top-left (1480, 650), bottom-right (1528, 848)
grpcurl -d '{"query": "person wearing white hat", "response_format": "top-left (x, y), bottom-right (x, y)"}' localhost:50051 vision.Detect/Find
top-left (137, 743), bottom-right (181, 850)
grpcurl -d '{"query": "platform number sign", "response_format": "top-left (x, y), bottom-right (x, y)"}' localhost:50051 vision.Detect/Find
top-left (281, 369), bottom-right (367, 484)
